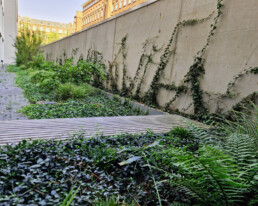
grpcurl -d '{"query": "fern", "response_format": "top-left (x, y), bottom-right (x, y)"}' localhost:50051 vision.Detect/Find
top-left (152, 146), bottom-right (248, 206)
top-left (187, 122), bottom-right (222, 147)
top-left (219, 104), bottom-right (258, 143)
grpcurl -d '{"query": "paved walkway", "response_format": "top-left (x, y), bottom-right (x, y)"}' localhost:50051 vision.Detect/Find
top-left (0, 115), bottom-right (202, 145)
top-left (0, 66), bottom-right (28, 120)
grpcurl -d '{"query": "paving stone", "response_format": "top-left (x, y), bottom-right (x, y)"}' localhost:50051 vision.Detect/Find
top-left (0, 66), bottom-right (29, 121)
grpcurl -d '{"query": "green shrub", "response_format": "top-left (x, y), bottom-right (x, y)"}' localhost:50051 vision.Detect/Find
top-left (56, 83), bottom-right (88, 100)
top-left (56, 83), bottom-right (75, 100)
top-left (14, 69), bottom-right (56, 103)
top-left (56, 58), bottom-right (106, 86)
top-left (14, 26), bottom-right (43, 66)
top-left (27, 53), bottom-right (55, 71)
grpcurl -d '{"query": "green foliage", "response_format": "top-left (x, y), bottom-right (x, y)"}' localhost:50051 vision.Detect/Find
top-left (0, 131), bottom-right (186, 205)
top-left (42, 32), bottom-right (61, 45)
top-left (14, 26), bottom-right (43, 66)
top-left (0, 110), bottom-right (257, 205)
top-left (56, 83), bottom-right (91, 100)
top-left (153, 145), bottom-right (246, 206)
top-left (6, 65), bottom-right (21, 73)
top-left (60, 186), bottom-right (81, 206)
top-left (20, 95), bottom-right (147, 119)
top-left (93, 196), bottom-right (135, 206)
top-left (57, 58), bottom-right (106, 86)
top-left (149, 107), bottom-right (258, 206)
top-left (14, 68), bottom-right (56, 103)
top-left (28, 53), bottom-right (55, 71)
top-left (8, 56), bottom-right (147, 119)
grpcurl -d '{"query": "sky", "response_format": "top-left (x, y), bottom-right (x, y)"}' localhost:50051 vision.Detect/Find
top-left (18, 0), bottom-right (86, 23)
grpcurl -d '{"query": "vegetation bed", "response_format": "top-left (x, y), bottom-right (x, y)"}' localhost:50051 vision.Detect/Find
top-left (0, 112), bottom-right (257, 206)
top-left (7, 62), bottom-right (147, 119)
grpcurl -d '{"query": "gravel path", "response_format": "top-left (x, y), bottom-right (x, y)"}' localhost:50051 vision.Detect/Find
top-left (0, 66), bottom-right (29, 120)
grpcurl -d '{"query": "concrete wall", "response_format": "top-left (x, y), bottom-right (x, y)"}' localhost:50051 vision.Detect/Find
top-left (4, 0), bottom-right (18, 64)
top-left (0, 0), bottom-right (4, 63)
top-left (42, 0), bottom-right (258, 114)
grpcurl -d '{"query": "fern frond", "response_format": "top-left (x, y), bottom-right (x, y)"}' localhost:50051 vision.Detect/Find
top-left (186, 122), bottom-right (221, 146)
top-left (153, 146), bottom-right (247, 206)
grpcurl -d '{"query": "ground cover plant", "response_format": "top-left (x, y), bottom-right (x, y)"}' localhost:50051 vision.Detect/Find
top-left (21, 96), bottom-right (145, 119)
top-left (0, 107), bottom-right (257, 206)
top-left (6, 54), bottom-right (147, 119)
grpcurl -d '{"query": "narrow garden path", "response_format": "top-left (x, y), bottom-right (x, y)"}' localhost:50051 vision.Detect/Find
top-left (0, 66), bottom-right (29, 120)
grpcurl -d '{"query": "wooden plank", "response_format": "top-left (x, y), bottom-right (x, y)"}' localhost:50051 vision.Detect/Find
top-left (0, 115), bottom-right (195, 145)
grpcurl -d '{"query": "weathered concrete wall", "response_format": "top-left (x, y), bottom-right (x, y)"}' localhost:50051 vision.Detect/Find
top-left (42, 0), bottom-right (258, 114)
top-left (0, 0), bottom-right (4, 63)
top-left (3, 0), bottom-right (18, 64)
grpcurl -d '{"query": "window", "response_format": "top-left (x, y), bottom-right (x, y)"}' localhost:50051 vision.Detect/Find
top-left (46, 28), bottom-right (50, 32)
top-left (39, 27), bottom-right (43, 31)
top-left (21, 24), bottom-right (24, 28)
top-left (124, 0), bottom-right (127, 6)
top-left (120, 0), bottom-right (122, 8)
top-left (33, 26), bottom-right (37, 31)
top-left (58, 29), bottom-right (63, 34)
top-left (52, 28), bottom-right (56, 33)
top-left (128, 0), bottom-right (131, 4)
top-left (115, 2), bottom-right (118, 10)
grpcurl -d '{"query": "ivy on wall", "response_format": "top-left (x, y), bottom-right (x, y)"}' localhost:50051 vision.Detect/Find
top-left (49, 0), bottom-right (257, 121)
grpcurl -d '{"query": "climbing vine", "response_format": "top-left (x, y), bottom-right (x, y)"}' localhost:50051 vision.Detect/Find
top-left (142, 8), bottom-right (216, 108)
top-left (225, 66), bottom-right (258, 97)
top-left (64, 0), bottom-right (257, 121)
top-left (120, 36), bottom-right (129, 96)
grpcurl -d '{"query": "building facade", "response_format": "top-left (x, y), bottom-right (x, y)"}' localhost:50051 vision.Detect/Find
top-left (18, 17), bottom-right (75, 39)
top-left (81, 0), bottom-right (111, 30)
top-left (0, 0), bottom-right (18, 65)
top-left (111, 0), bottom-right (147, 16)
top-left (80, 0), bottom-right (147, 30)
top-left (74, 11), bottom-right (83, 32)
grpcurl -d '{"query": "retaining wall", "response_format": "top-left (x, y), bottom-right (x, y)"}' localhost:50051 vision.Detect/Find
top-left (42, 0), bottom-right (258, 114)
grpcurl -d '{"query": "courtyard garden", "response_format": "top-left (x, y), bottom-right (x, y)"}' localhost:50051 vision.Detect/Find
top-left (0, 17), bottom-right (257, 206)
top-left (6, 55), bottom-right (147, 119)
top-left (0, 108), bottom-right (257, 205)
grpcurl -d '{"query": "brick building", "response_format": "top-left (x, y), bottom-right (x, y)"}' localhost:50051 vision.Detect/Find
top-left (18, 16), bottom-right (75, 39)
top-left (78, 0), bottom-right (148, 31)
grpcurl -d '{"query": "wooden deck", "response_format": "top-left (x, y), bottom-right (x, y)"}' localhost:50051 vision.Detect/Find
top-left (0, 115), bottom-right (196, 145)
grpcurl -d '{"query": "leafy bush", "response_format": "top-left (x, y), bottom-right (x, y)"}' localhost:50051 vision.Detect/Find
top-left (14, 69), bottom-right (56, 103)
top-left (27, 54), bottom-right (55, 71)
top-left (56, 58), bottom-right (106, 86)
top-left (14, 27), bottom-right (43, 66)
